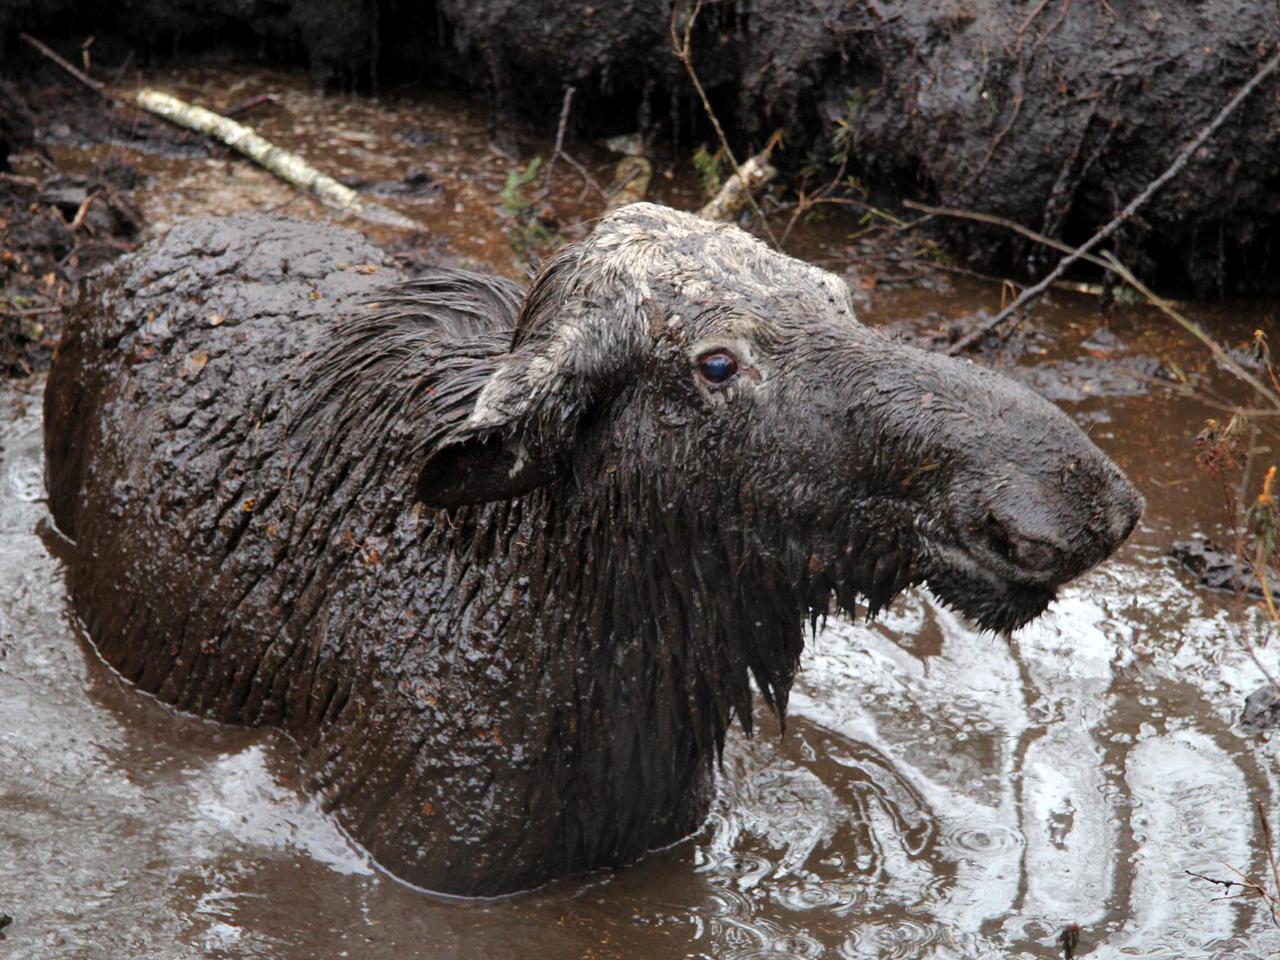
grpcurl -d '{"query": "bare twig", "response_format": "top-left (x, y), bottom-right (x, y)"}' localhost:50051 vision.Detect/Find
top-left (528, 85), bottom-right (607, 206)
top-left (1260, 802), bottom-right (1280, 924)
top-left (7, 306), bottom-right (63, 317)
top-left (560, 152), bottom-right (610, 203)
top-left (1188, 859), bottom-right (1277, 924)
top-left (1100, 253), bottom-right (1280, 411)
top-left (0, 173), bottom-right (41, 188)
top-left (1230, 624), bottom-right (1280, 694)
top-left (950, 43), bottom-right (1280, 355)
top-left (107, 49), bottom-right (136, 89)
top-left (670, 0), bottom-right (779, 243)
top-left (1187, 869), bottom-right (1247, 898)
top-left (540, 85), bottom-right (576, 197)
top-left (69, 192), bottom-right (98, 232)
top-left (904, 198), bottom-right (1112, 270)
top-left (908, 198), bottom-right (1280, 423)
top-left (223, 93), bottom-right (279, 119)
top-left (20, 33), bottom-right (111, 101)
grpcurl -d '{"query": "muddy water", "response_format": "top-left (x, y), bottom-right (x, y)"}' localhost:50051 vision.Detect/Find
top-left (5, 65), bottom-right (1280, 959)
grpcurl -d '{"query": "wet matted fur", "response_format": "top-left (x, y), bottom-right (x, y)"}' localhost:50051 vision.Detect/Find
top-left (45, 204), bottom-right (1141, 895)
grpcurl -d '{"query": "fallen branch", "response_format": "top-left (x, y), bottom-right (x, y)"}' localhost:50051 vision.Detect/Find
top-left (1099, 253), bottom-right (1280, 411)
top-left (904, 199), bottom-right (1108, 268)
top-left (605, 156), bottom-right (653, 213)
top-left (698, 151), bottom-right (777, 222)
top-left (223, 93), bottom-right (279, 119)
top-left (912, 197), bottom-right (1280, 410)
top-left (135, 88), bottom-right (422, 231)
top-left (948, 43), bottom-right (1280, 356)
top-left (20, 33), bottom-right (111, 101)
top-left (69, 191), bottom-right (98, 232)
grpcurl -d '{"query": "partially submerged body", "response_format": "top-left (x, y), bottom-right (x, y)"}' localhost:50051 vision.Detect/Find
top-left (45, 205), bottom-right (1140, 895)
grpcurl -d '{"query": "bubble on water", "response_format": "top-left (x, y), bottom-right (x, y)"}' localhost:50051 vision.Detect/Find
top-left (709, 852), bottom-right (774, 890)
top-left (937, 821), bottom-right (1024, 859)
top-left (771, 879), bottom-right (865, 913)
top-left (7, 458), bottom-right (43, 503)
top-left (729, 932), bottom-right (825, 959)
top-left (837, 918), bottom-right (934, 959)
top-left (704, 884), bottom-right (758, 922)
top-left (836, 920), bottom-right (1005, 960)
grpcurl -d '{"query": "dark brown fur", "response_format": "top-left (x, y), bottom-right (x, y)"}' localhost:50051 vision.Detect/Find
top-left (45, 206), bottom-right (1141, 895)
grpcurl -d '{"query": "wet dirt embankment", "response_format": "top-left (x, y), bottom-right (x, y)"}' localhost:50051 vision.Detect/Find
top-left (4, 2), bottom-right (1280, 295)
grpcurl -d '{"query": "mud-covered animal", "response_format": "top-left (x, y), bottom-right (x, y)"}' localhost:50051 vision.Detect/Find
top-left (44, 204), bottom-right (1142, 896)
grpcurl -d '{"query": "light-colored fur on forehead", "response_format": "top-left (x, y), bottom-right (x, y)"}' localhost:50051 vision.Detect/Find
top-left (464, 203), bottom-right (856, 433)
top-left (581, 203), bottom-right (854, 313)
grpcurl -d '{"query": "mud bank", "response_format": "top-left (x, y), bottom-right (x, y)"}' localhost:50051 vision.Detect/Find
top-left (4, 2), bottom-right (1280, 293)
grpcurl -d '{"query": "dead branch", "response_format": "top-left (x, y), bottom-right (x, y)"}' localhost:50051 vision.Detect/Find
top-left (135, 88), bottom-right (422, 231)
top-left (223, 93), bottom-right (279, 119)
top-left (539, 85), bottom-right (576, 198)
top-left (560, 153), bottom-right (610, 204)
top-left (1261, 801), bottom-right (1280, 925)
top-left (605, 156), bottom-right (653, 213)
top-left (69, 191), bottom-right (98, 232)
top-left (910, 198), bottom-right (1280, 414)
top-left (950, 43), bottom-right (1280, 356)
top-left (529, 86), bottom-right (608, 207)
top-left (20, 32), bottom-right (111, 101)
top-left (1100, 253), bottom-right (1280, 411)
top-left (698, 151), bottom-right (777, 222)
top-left (904, 199), bottom-right (1110, 269)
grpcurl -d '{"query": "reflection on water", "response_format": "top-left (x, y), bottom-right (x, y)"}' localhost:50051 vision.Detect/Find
top-left (5, 62), bottom-right (1280, 960)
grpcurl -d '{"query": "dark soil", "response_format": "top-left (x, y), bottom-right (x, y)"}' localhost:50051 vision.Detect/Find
top-left (0, 76), bottom-right (146, 376)
top-left (5, 2), bottom-right (1278, 294)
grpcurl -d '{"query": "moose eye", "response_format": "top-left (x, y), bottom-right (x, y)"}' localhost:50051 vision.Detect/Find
top-left (697, 351), bottom-right (739, 386)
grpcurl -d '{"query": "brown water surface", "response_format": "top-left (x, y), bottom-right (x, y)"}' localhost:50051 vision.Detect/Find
top-left (3, 65), bottom-right (1279, 959)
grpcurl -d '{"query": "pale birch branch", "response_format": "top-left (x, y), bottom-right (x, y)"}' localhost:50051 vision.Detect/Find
top-left (135, 88), bottom-right (422, 231)
top-left (698, 152), bottom-right (777, 223)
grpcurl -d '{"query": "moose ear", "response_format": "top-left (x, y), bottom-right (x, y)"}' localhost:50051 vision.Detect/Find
top-left (414, 236), bottom-right (644, 509)
top-left (416, 430), bottom-right (552, 509)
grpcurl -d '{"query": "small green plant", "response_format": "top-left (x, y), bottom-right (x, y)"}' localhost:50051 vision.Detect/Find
top-left (831, 87), bottom-right (870, 167)
top-left (692, 144), bottom-right (726, 199)
top-left (498, 156), bottom-right (558, 261)
top-left (500, 156), bottom-right (543, 215)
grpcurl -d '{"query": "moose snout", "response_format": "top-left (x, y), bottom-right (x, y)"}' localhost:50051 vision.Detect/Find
top-left (973, 469), bottom-right (1143, 586)
top-left (1105, 479), bottom-right (1144, 546)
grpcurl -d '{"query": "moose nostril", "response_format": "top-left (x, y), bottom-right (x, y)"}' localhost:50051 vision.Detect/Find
top-left (984, 511), bottom-right (1015, 560)
top-left (984, 511), bottom-right (1061, 573)
top-left (1010, 535), bottom-right (1062, 573)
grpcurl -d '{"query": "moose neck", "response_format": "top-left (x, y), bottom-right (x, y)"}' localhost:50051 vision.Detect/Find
top-left (468, 451), bottom-right (811, 858)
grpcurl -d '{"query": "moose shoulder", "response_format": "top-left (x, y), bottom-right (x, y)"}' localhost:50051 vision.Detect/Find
top-left (44, 204), bottom-right (1142, 896)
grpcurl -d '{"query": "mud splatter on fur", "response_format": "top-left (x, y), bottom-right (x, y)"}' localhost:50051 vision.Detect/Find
top-left (45, 205), bottom-right (1140, 895)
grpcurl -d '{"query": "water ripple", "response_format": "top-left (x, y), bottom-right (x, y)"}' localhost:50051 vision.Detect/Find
top-left (728, 932), bottom-right (825, 959)
top-left (936, 821), bottom-right (1024, 859)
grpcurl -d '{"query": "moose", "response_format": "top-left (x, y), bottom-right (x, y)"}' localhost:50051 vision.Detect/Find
top-left (44, 203), bottom-right (1141, 895)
